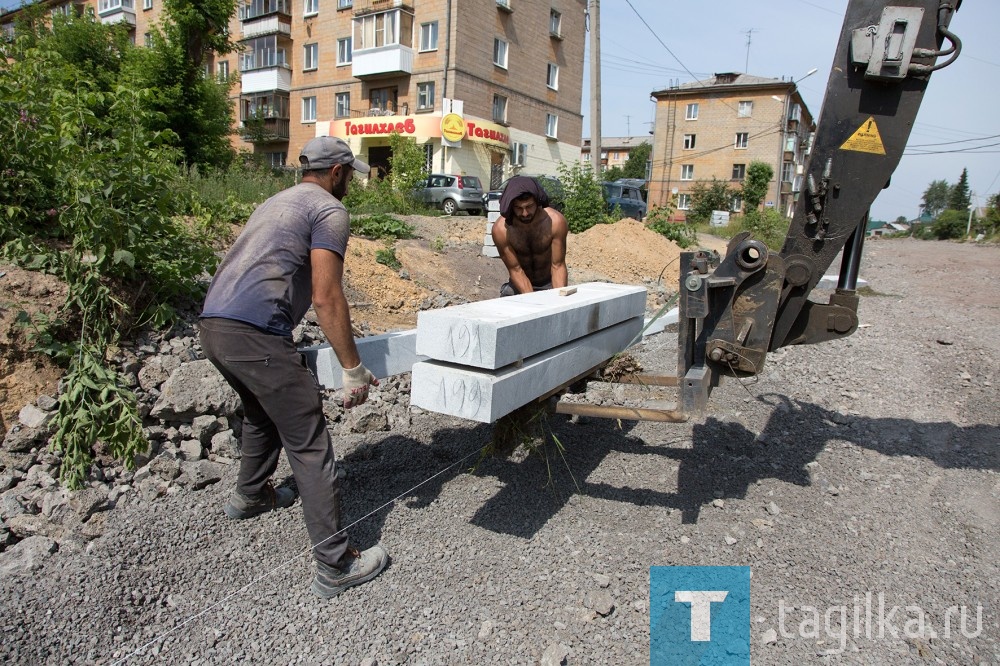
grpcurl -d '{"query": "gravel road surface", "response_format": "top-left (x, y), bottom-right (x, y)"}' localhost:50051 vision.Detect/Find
top-left (1, 238), bottom-right (997, 665)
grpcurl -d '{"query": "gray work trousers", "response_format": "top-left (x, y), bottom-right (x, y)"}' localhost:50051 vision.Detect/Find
top-left (198, 317), bottom-right (347, 567)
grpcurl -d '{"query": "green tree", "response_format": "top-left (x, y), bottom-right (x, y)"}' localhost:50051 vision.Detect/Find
top-left (557, 161), bottom-right (609, 233)
top-left (741, 161), bottom-right (774, 213)
top-left (688, 178), bottom-right (737, 224)
top-left (895, 215), bottom-right (908, 225)
top-left (983, 193), bottom-right (1000, 235)
top-left (603, 165), bottom-right (624, 182)
top-left (387, 131), bottom-right (428, 193)
top-left (921, 179), bottom-right (950, 218)
top-left (126, 0), bottom-right (237, 169)
top-left (621, 142), bottom-right (652, 180)
top-left (948, 168), bottom-right (971, 211)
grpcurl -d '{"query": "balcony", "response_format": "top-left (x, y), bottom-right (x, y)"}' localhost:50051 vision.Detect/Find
top-left (241, 65), bottom-right (292, 94)
top-left (241, 15), bottom-right (291, 39)
top-left (353, 0), bottom-right (411, 17)
top-left (240, 116), bottom-right (290, 141)
top-left (239, 0), bottom-right (290, 22)
top-left (98, 0), bottom-right (135, 25)
top-left (347, 101), bottom-right (409, 118)
top-left (352, 44), bottom-right (413, 78)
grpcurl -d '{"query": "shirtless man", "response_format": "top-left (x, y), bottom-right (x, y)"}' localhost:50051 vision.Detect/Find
top-left (491, 176), bottom-right (569, 296)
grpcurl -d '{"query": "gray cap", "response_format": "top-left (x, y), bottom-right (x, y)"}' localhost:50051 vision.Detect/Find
top-left (299, 136), bottom-right (371, 173)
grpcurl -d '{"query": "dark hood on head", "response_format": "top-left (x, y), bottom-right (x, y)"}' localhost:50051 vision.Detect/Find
top-left (499, 176), bottom-right (550, 220)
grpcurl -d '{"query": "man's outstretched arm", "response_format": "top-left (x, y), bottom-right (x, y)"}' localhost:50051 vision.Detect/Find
top-left (549, 209), bottom-right (569, 289)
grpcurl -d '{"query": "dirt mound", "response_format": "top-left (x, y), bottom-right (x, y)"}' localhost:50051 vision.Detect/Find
top-left (567, 218), bottom-right (726, 287)
top-left (0, 265), bottom-right (65, 438)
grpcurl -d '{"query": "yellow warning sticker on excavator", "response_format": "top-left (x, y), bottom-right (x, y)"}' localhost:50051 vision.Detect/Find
top-left (840, 117), bottom-right (886, 155)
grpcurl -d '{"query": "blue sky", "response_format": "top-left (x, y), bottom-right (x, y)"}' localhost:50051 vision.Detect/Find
top-left (3, 0), bottom-right (996, 220)
top-left (584, 0), bottom-right (999, 221)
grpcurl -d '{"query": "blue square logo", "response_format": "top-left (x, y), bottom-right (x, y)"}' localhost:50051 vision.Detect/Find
top-left (650, 566), bottom-right (750, 665)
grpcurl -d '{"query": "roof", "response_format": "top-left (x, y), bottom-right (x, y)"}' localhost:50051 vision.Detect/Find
top-left (652, 72), bottom-right (795, 97)
top-left (581, 136), bottom-right (651, 151)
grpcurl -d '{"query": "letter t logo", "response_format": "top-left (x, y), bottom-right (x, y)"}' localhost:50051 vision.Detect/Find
top-left (675, 591), bottom-right (729, 641)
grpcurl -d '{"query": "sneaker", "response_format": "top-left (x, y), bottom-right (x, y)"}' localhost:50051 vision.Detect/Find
top-left (223, 481), bottom-right (296, 520)
top-left (311, 545), bottom-right (389, 599)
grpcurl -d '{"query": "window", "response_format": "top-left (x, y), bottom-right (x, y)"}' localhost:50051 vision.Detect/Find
top-left (493, 38), bottom-right (508, 68)
top-left (583, 152), bottom-right (590, 162)
top-left (546, 63), bottom-right (559, 90)
top-left (545, 113), bottom-right (558, 139)
top-left (419, 21), bottom-right (438, 51)
top-left (98, 0), bottom-right (135, 13)
top-left (735, 132), bottom-right (748, 149)
top-left (338, 0), bottom-right (351, 7)
top-left (738, 100), bottom-right (753, 117)
top-left (784, 135), bottom-right (797, 152)
top-left (303, 43), bottom-right (318, 71)
top-left (789, 103), bottom-right (801, 122)
top-left (335, 92), bottom-right (350, 118)
top-left (143, 0), bottom-right (152, 9)
top-left (492, 94), bottom-right (507, 123)
top-left (681, 164), bottom-right (694, 180)
top-left (217, 60), bottom-right (229, 80)
top-left (304, 0), bottom-right (317, 16)
top-left (781, 161), bottom-right (794, 183)
top-left (678, 194), bottom-right (691, 210)
top-left (354, 10), bottom-right (411, 50)
top-left (265, 152), bottom-right (287, 167)
top-left (683, 134), bottom-right (696, 150)
top-left (302, 96), bottom-right (317, 122)
top-left (549, 9), bottom-right (561, 37)
top-left (337, 37), bottom-right (352, 65)
top-left (731, 163), bottom-right (746, 180)
top-left (417, 82), bottom-right (435, 110)
top-left (239, 38), bottom-right (283, 72)
top-left (143, 32), bottom-right (152, 47)
top-left (731, 195), bottom-right (743, 212)
top-left (685, 103), bottom-right (698, 120)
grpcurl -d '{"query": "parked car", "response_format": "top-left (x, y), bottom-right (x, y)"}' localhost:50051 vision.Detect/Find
top-left (412, 174), bottom-right (485, 215)
top-left (602, 180), bottom-right (647, 220)
top-left (483, 175), bottom-right (565, 213)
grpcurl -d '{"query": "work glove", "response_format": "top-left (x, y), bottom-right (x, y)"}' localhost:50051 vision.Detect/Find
top-left (342, 362), bottom-right (378, 409)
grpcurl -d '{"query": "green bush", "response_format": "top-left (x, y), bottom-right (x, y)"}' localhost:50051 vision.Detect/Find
top-left (352, 213), bottom-right (415, 240)
top-left (645, 206), bottom-right (697, 248)
top-left (1, 33), bottom-right (221, 487)
top-left (557, 161), bottom-right (611, 233)
top-left (930, 209), bottom-right (968, 240)
top-left (740, 209), bottom-right (788, 251)
top-left (375, 245), bottom-right (401, 269)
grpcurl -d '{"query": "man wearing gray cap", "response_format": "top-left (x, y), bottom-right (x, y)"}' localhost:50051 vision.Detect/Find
top-left (199, 135), bottom-right (388, 599)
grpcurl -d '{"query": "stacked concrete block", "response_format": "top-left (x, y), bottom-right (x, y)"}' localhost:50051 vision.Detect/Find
top-left (411, 317), bottom-right (643, 423)
top-left (415, 282), bottom-right (646, 369)
top-left (301, 330), bottom-right (426, 390)
top-left (411, 282), bottom-right (647, 422)
top-left (483, 198), bottom-right (500, 257)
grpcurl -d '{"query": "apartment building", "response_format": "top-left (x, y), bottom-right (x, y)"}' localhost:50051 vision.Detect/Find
top-left (579, 135), bottom-right (650, 174)
top-left (648, 72), bottom-right (815, 220)
top-left (3, 0), bottom-right (588, 188)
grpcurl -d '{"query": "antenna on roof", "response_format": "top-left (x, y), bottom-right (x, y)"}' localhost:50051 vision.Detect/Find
top-left (744, 28), bottom-right (758, 73)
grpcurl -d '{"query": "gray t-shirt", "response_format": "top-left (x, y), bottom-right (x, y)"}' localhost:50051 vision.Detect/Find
top-left (201, 182), bottom-right (350, 336)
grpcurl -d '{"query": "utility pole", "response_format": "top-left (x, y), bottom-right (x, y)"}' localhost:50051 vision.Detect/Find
top-left (589, 0), bottom-right (601, 177)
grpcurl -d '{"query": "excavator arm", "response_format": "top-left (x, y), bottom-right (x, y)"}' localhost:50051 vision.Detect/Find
top-left (679, 0), bottom-right (964, 414)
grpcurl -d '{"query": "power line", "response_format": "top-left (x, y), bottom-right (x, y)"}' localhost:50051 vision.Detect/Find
top-left (906, 133), bottom-right (1000, 147)
top-left (904, 140), bottom-right (1000, 155)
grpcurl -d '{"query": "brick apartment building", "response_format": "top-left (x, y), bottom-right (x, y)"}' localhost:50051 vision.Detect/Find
top-left (647, 72), bottom-right (816, 220)
top-left (3, 0), bottom-right (587, 188)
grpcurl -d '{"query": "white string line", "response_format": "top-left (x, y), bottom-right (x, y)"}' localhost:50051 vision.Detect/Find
top-left (107, 442), bottom-right (485, 666)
